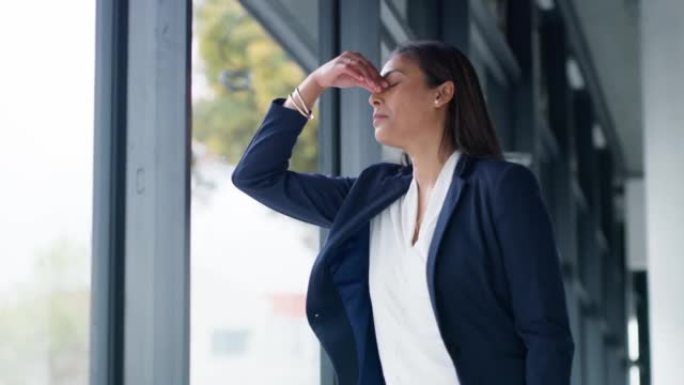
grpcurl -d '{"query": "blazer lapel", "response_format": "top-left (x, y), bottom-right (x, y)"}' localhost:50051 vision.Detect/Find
top-left (321, 170), bottom-right (413, 255)
top-left (425, 155), bottom-right (470, 320)
top-left (321, 153), bottom-right (473, 263)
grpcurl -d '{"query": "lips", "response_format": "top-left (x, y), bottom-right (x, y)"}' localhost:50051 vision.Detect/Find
top-left (372, 114), bottom-right (388, 125)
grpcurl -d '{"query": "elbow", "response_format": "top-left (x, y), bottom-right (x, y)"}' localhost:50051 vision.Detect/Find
top-left (230, 164), bottom-right (256, 191)
top-left (230, 160), bottom-right (255, 190)
top-left (230, 164), bottom-right (278, 192)
top-left (230, 167), bottom-right (244, 189)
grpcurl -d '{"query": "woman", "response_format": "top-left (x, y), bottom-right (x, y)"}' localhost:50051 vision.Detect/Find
top-left (231, 40), bottom-right (574, 385)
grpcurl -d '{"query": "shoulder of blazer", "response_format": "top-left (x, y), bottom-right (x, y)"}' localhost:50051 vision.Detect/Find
top-left (465, 155), bottom-right (529, 185)
top-left (347, 161), bottom-right (412, 190)
top-left (350, 154), bottom-right (532, 198)
top-left (361, 161), bottom-right (411, 179)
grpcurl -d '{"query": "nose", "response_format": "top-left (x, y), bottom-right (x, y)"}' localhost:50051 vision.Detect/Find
top-left (368, 91), bottom-right (383, 107)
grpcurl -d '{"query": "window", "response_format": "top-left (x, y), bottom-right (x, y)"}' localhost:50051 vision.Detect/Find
top-left (190, 1), bottom-right (321, 383)
top-left (0, 1), bottom-right (95, 384)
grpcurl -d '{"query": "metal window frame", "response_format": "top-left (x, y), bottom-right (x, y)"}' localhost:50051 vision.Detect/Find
top-left (91, 0), bottom-right (128, 383)
top-left (318, 2), bottom-right (341, 384)
top-left (124, 0), bottom-right (192, 383)
top-left (91, 0), bottom-right (192, 384)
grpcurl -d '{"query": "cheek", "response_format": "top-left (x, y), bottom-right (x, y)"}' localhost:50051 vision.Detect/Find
top-left (391, 94), bottom-right (430, 127)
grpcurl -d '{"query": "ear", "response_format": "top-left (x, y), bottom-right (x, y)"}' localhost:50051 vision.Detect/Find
top-left (434, 80), bottom-right (455, 107)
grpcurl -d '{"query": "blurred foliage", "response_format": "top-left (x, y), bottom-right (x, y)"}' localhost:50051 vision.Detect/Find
top-left (193, 0), bottom-right (319, 172)
top-left (0, 237), bottom-right (89, 385)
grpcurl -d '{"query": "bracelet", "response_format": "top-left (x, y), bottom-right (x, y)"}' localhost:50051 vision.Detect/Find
top-left (288, 93), bottom-right (311, 119)
top-left (292, 87), bottom-right (314, 120)
top-left (293, 87), bottom-right (311, 114)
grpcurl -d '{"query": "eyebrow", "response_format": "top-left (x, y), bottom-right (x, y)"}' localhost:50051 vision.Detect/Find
top-left (380, 69), bottom-right (405, 78)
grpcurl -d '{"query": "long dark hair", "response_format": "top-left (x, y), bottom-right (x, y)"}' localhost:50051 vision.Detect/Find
top-left (391, 40), bottom-right (503, 166)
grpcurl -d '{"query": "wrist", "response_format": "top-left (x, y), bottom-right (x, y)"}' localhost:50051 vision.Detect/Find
top-left (306, 72), bottom-right (324, 93)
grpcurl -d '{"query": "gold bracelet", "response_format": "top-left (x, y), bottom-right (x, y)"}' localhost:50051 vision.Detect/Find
top-left (293, 87), bottom-right (314, 120)
top-left (293, 87), bottom-right (312, 115)
top-left (288, 93), bottom-right (310, 119)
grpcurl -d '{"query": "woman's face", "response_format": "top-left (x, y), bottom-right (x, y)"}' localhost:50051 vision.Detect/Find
top-left (368, 54), bottom-right (452, 151)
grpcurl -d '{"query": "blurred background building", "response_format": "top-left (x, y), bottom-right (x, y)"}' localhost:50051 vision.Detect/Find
top-left (1, 0), bottom-right (682, 385)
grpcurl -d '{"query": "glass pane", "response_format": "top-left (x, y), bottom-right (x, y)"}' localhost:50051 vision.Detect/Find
top-left (0, 1), bottom-right (95, 384)
top-left (190, 1), bottom-right (320, 384)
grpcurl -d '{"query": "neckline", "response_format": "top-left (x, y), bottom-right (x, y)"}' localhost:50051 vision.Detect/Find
top-left (406, 150), bottom-right (461, 249)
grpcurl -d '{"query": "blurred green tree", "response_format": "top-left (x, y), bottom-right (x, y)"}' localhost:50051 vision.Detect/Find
top-left (193, 0), bottom-right (319, 172)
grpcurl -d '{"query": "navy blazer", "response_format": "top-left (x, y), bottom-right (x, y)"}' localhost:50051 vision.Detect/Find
top-left (231, 97), bottom-right (575, 385)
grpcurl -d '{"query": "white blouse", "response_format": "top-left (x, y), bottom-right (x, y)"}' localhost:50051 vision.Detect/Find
top-left (368, 149), bottom-right (461, 385)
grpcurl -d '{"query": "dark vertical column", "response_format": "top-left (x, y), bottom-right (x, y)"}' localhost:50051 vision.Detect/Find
top-left (319, 0), bottom-right (341, 181)
top-left (91, 0), bottom-right (128, 384)
top-left (573, 90), bottom-right (597, 210)
top-left (318, 0), bottom-right (340, 384)
top-left (633, 271), bottom-right (651, 385)
top-left (441, 0), bottom-right (470, 53)
top-left (540, 11), bottom-right (571, 156)
top-left (485, 73), bottom-right (514, 150)
top-left (597, 150), bottom-right (614, 246)
top-left (538, 9), bottom-right (584, 384)
top-left (407, 0), bottom-right (440, 39)
top-left (506, 0), bottom-right (535, 156)
top-left (582, 219), bottom-right (606, 385)
top-left (579, 211), bottom-right (605, 385)
top-left (613, 220), bottom-right (628, 385)
top-left (597, 149), bottom-right (623, 385)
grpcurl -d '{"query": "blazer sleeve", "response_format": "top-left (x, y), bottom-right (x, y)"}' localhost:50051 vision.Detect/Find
top-left (231, 97), bottom-right (356, 228)
top-left (491, 163), bottom-right (575, 385)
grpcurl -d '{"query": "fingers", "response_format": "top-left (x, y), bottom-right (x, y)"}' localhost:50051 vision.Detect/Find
top-left (342, 59), bottom-right (375, 92)
top-left (357, 57), bottom-right (388, 89)
top-left (341, 61), bottom-right (366, 83)
top-left (341, 52), bottom-right (388, 92)
top-left (359, 62), bottom-right (387, 92)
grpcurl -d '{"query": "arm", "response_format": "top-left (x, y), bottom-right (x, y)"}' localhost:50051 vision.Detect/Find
top-left (232, 53), bottom-right (389, 228)
top-left (231, 96), bottom-right (356, 228)
top-left (492, 163), bottom-right (575, 385)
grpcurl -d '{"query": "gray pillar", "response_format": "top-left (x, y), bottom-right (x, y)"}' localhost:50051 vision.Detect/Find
top-left (641, 1), bottom-right (684, 384)
top-left (339, 0), bottom-right (382, 175)
top-left (125, 0), bottom-right (191, 384)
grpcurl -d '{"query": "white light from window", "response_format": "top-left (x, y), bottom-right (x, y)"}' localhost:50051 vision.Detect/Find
top-left (628, 315), bottom-right (640, 361)
top-left (629, 365), bottom-right (641, 385)
top-left (566, 57), bottom-right (585, 90)
top-left (536, 0), bottom-right (555, 11)
top-left (593, 123), bottom-right (607, 149)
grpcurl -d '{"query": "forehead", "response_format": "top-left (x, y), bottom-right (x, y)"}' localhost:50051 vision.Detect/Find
top-left (380, 55), bottom-right (415, 77)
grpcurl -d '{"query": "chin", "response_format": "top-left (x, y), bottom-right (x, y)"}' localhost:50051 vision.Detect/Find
top-left (373, 126), bottom-right (388, 143)
top-left (374, 128), bottom-right (399, 148)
